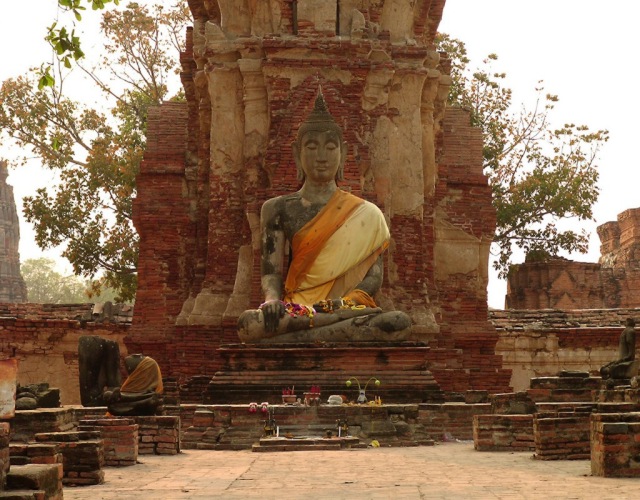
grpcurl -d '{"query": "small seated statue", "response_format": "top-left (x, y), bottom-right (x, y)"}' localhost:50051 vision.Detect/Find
top-left (600, 317), bottom-right (638, 380)
top-left (238, 93), bottom-right (411, 343)
top-left (103, 354), bottom-right (164, 416)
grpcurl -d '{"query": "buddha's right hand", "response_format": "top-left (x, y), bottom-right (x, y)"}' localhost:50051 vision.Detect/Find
top-left (260, 300), bottom-right (285, 334)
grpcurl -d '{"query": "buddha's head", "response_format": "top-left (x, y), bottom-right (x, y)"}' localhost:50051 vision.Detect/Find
top-left (293, 92), bottom-right (346, 182)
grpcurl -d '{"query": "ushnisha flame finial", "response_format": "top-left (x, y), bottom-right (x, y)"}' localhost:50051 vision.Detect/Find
top-left (296, 88), bottom-right (342, 142)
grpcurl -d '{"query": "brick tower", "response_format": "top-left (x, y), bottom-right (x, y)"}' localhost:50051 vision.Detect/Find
top-left (130, 0), bottom-right (511, 397)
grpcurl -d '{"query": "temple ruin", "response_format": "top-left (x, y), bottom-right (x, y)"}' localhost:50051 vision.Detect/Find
top-left (0, 0), bottom-right (636, 407)
top-left (2, 3), bottom-right (640, 493)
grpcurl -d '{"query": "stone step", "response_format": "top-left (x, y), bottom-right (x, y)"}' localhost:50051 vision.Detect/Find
top-left (252, 443), bottom-right (343, 452)
top-left (206, 369), bottom-right (440, 404)
top-left (0, 490), bottom-right (46, 499)
top-left (252, 436), bottom-right (361, 452)
top-left (6, 464), bottom-right (63, 499)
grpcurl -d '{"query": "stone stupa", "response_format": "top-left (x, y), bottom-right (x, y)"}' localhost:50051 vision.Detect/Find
top-left (0, 160), bottom-right (27, 303)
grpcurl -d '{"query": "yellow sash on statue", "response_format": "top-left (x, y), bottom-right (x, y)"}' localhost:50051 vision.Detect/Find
top-left (120, 357), bottom-right (163, 394)
top-left (284, 190), bottom-right (390, 306)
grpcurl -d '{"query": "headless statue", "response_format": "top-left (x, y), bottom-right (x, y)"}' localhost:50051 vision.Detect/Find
top-left (78, 335), bottom-right (122, 407)
top-left (238, 93), bottom-right (411, 343)
top-left (103, 354), bottom-right (164, 416)
top-left (600, 317), bottom-right (637, 380)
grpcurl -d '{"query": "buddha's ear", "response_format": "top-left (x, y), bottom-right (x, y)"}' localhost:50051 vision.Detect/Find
top-left (336, 140), bottom-right (347, 181)
top-left (292, 140), bottom-right (305, 181)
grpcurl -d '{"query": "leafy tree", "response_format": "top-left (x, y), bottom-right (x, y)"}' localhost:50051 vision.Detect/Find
top-left (436, 34), bottom-right (609, 278)
top-left (21, 258), bottom-right (121, 303)
top-left (22, 257), bottom-right (89, 303)
top-left (0, 2), bottom-right (189, 301)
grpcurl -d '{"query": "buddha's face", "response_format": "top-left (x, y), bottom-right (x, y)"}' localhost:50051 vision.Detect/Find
top-left (295, 129), bottom-right (345, 183)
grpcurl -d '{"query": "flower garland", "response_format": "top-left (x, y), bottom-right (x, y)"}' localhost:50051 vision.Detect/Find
top-left (313, 297), bottom-right (366, 313)
top-left (259, 297), bottom-right (366, 330)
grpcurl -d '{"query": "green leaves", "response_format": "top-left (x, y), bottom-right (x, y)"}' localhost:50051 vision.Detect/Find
top-left (37, 66), bottom-right (55, 90)
top-left (41, 0), bottom-right (121, 87)
top-left (436, 34), bottom-right (608, 279)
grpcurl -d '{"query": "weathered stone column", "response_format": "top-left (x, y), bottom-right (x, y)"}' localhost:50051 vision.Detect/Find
top-left (187, 61), bottom-right (247, 326)
top-left (223, 56), bottom-right (269, 320)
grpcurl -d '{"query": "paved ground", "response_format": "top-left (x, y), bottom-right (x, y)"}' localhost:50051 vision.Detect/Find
top-left (63, 442), bottom-right (639, 500)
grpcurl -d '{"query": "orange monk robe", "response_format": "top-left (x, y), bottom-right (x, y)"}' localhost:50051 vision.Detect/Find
top-left (120, 357), bottom-right (163, 395)
top-left (284, 190), bottom-right (390, 307)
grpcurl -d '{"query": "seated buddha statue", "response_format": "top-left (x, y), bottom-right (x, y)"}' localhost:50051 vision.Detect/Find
top-left (103, 354), bottom-right (164, 416)
top-left (600, 317), bottom-right (638, 381)
top-left (238, 93), bottom-right (411, 343)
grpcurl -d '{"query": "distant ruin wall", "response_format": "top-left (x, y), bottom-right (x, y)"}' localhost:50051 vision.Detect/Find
top-left (0, 303), bottom-right (129, 405)
top-left (506, 208), bottom-right (640, 309)
top-left (491, 308), bottom-right (640, 391)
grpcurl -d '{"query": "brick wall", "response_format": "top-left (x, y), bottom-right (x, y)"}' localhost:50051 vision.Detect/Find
top-left (492, 308), bottom-right (640, 391)
top-left (131, 102), bottom-right (193, 342)
top-left (0, 304), bottom-right (129, 405)
top-left (420, 402), bottom-right (491, 441)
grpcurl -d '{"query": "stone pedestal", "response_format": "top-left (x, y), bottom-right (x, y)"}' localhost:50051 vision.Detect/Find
top-left (78, 418), bottom-right (138, 466)
top-left (33, 431), bottom-right (104, 486)
top-left (473, 414), bottom-right (535, 451)
top-left (131, 416), bottom-right (180, 455)
top-left (205, 342), bottom-right (442, 404)
top-left (591, 412), bottom-right (640, 477)
top-left (0, 422), bottom-right (9, 490)
top-left (533, 410), bottom-right (591, 460)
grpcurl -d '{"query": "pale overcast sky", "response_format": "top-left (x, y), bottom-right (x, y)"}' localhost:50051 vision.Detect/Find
top-left (2, 1), bottom-right (638, 308)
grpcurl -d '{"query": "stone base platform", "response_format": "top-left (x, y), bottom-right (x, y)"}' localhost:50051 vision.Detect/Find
top-left (181, 403), bottom-right (436, 450)
top-left (527, 375), bottom-right (602, 402)
top-left (205, 342), bottom-right (442, 404)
